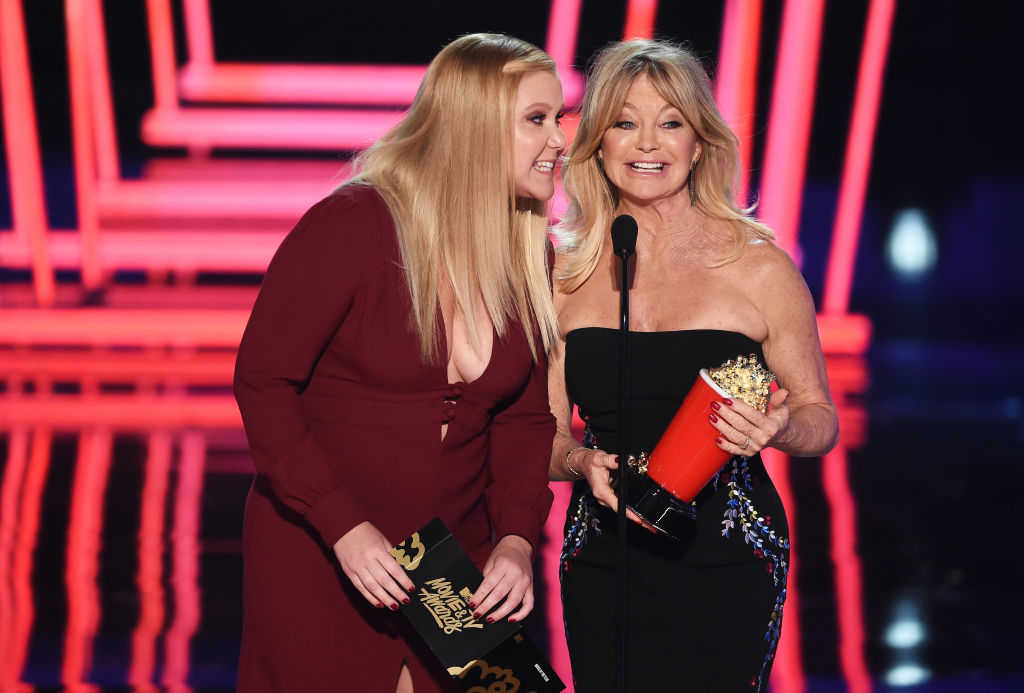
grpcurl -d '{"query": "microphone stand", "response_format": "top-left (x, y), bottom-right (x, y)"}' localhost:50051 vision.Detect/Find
top-left (612, 218), bottom-right (636, 693)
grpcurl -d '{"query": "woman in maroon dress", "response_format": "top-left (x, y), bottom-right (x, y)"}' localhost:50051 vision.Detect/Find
top-left (233, 34), bottom-right (566, 692)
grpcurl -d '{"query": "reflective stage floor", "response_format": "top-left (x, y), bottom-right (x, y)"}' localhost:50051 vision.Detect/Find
top-left (1, 338), bottom-right (1021, 692)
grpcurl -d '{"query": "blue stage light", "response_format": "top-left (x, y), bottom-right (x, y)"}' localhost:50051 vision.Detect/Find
top-left (886, 209), bottom-right (937, 277)
top-left (885, 664), bottom-right (931, 686)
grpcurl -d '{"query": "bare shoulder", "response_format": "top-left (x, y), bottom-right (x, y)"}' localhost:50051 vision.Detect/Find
top-left (731, 237), bottom-right (811, 307)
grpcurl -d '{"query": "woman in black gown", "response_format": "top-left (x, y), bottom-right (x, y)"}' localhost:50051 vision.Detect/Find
top-left (547, 40), bottom-right (839, 691)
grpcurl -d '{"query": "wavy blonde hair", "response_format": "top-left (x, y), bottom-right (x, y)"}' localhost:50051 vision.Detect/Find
top-left (346, 33), bottom-right (558, 362)
top-left (556, 39), bottom-right (775, 292)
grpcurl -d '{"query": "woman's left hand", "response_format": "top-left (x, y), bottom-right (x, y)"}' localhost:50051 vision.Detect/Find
top-left (469, 535), bottom-right (534, 624)
top-left (711, 388), bottom-right (791, 457)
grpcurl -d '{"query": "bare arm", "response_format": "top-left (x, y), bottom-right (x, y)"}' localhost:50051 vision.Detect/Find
top-left (547, 333), bottom-right (586, 481)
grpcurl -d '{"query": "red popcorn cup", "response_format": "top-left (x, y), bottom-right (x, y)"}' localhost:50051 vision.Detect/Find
top-left (620, 369), bottom-right (731, 539)
top-left (646, 369), bottom-right (731, 503)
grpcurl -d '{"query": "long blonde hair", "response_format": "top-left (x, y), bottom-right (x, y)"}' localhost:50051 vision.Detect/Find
top-left (556, 39), bottom-right (775, 292)
top-left (347, 33), bottom-right (558, 362)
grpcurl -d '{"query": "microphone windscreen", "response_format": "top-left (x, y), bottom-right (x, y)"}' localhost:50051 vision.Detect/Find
top-left (611, 214), bottom-right (639, 258)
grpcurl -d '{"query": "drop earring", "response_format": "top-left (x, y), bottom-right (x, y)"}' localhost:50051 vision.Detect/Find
top-left (687, 159), bottom-right (697, 207)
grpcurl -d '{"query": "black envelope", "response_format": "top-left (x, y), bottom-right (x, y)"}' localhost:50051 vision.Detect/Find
top-left (391, 518), bottom-right (565, 692)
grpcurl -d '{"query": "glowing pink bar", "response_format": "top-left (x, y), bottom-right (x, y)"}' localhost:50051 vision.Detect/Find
top-left (546, 0), bottom-right (582, 69)
top-left (180, 63), bottom-right (429, 105)
top-left (0, 351), bottom-right (236, 382)
top-left (129, 432), bottom-right (171, 688)
top-left (763, 448), bottom-right (806, 693)
top-left (96, 178), bottom-right (340, 220)
top-left (182, 0), bottom-right (214, 67)
top-left (541, 482), bottom-right (573, 688)
top-left (0, 395), bottom-right (241, 428)
top-left (715, 0), bottom-right (763, 206)
top-left (816, 313), bottom-right (871, 356)
top-left (0, 428), bottom-right (29, 679)
top-left (163, 431), bottom-right (205, 688)
top-left (622, 0), bottom-right (659, 39)
top-left (83, 0), bottom-right (119, 182)
top-left (145, 0), bottom-right (178, 110)
top-left (6, 428), bottom-right (51, 684)
top-left (62, 428), bottom-right (113, 688)
top-left (823, 0), bottom-right (895, 315)
top-left (141, 106), bottom-right (406, 150)
top-left (65, 0), bottom-right (103, 289)
top-left (178, 63), bottom-right (586, 112)
top-left (1, 0), bottom-right (55, 306)
top-left (822, 447), bottom-right (871, 693)
top-left (0, 230), bottom-right (285, 272)
top-left (758, 0), bottom-right (825, 257)
top-left (1, 309), bottom-right (248, 347)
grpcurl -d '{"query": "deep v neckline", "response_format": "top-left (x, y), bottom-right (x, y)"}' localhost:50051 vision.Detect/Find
top-left (435, 297), bottom-right (497, 388)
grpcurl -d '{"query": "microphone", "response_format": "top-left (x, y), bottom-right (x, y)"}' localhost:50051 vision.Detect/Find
top-left (610, 212), bottom-right (637, 693)
top-left (611, 214), bottom-right (638, 259)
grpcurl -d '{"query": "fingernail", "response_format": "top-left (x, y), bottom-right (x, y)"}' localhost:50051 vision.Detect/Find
top-left (473, 611), bottom-right (482, 619)
top-left (468, 602), bottom-right (477, 609)
top-left (509, 617), bottom-right (519, 623)
top-left (723, 398), bottom-right (733, 406)
top-left (486, 616), bottom-right (495, 623)
top-left (709, 413), bottom-right (719, 423)
top-left (390, 603), bottom-right (399, 611)
top-left (376, 602), bottom-right (384, 608)
top-left (716, 437), bottom-right (724, 445)
top-left (710, 401), bottom-right (721, 411)
top-left (402, 597), bottom-right (410, 605)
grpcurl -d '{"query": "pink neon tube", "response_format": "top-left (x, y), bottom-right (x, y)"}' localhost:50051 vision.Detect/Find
top-left (163, 431), bottom-right (206, 688)
top-left (0, 308), bottom-right (248, 347)
top-left (145, 0), bottom-right (178, 110)
top-left (83, 0), bottom-right (119, 183)
top-left (6, 428), bottom-right (51, 683)
top-left (822, 447), bottom-right (871, 693)
top-left (823, 0), bottom-right (896, 315)
top-left (129, 431), bottom-right (172, 688)
top-left (61, 428), bottom-right (114, 687)
top-left (0, 395), bottom-right (242, 429)
top-left (183, 0), bottom-right (214, 67)
top-left (622, 0), bottom-right (659, 39)
top-left (65, 0), bottom-right (103, 289)
top-left (1, 0), bottom-right (55, 306)
top-left (758, 0), bottom-right (826, 258)
top-left (715, 0), bottom-right (763, 207)
top-left (763, 449), bottom-right (806, 693)
top-left (0, 428), bottom-right (29, 682)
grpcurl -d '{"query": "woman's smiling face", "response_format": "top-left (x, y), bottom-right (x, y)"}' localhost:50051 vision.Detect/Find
top-left (512, 70), bottom-right (566, 200)
top-left (599, 73), bottom-right (701, 206)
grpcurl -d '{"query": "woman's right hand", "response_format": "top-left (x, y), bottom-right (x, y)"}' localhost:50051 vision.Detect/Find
top-left (574, 448), bottom-right (659, 533)
top-left (333, 521), bottom-right (416, 610)
top-left (572, 447), bottom-right (620, 509)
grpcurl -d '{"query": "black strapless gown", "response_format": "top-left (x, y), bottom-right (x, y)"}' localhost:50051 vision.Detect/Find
top-left (560, 328), bottom-right (790, 693)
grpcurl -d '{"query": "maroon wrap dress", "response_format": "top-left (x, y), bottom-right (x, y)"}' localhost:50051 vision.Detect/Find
top-left (233, 184), bottom-right (556, 692)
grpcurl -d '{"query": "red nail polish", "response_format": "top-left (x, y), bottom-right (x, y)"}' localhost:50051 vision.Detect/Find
top-left (390, 603), bottom-right (399, 611)
top-left (468, 602), bottom-right (477, 609)
top-left (709, 413), bottom-right (719, 423)
top-left (402, 597), bottom-right (410, 605)
top-left (710, 401), bottom-right (721, 411)
top-left (723, 398), bottom-right (733, 406)
top-left (376, 602), bottom-right (384, 608)
top-left (716, 437), bottom-right (724, 445)
top-left (486, 616), bottom-right (495, 623)
top-left (473, 611), bottom-right (482, 619)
